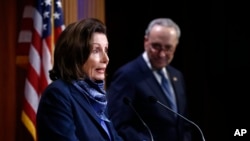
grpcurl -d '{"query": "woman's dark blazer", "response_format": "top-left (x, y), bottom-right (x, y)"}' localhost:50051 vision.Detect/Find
top-left (36, 79), bottom-right (123, 141)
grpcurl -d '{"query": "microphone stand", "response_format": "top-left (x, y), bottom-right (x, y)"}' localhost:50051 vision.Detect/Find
top-left (148, 96), bottom-right (205, 141)
top-left (123, 97), bottom-right (154, 141)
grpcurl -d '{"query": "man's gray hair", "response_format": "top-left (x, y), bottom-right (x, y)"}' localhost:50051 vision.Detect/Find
top-left (145, 18), bottom-right (181, 39)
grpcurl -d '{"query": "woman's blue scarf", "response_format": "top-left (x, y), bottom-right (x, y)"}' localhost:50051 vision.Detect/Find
top-left (72, 78), bottom-right (110, 122)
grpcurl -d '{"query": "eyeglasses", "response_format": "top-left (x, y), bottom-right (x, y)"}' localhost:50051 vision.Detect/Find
top-left (150, 43), bottom-right (174, 53)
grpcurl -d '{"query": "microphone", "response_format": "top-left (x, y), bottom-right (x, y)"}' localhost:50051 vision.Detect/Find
top-left (123, 97), bottom-right (154, 141)
top-left (148, 96), bottom-right (206, 141)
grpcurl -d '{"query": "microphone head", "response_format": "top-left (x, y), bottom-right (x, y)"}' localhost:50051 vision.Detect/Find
top-left (123, 97), bottom-right (131, 105)
top-left (148, 96), bottom-right (157, 104)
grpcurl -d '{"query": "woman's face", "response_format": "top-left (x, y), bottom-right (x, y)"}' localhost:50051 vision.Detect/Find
top-left (82, 33), bottom-right (109, 81)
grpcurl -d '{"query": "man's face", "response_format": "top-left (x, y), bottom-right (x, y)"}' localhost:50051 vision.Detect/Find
top-left (144, 25), bottom-right (179, 70)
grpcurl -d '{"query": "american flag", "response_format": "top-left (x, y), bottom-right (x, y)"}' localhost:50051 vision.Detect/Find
top-left (18, 0), bottom-right (65, 140)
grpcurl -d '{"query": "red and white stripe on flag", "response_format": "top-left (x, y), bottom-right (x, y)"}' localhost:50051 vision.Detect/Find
top-left (18, 0), bottom-right (65, 140)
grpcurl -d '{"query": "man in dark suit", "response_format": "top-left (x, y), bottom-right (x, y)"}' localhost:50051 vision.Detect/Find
top-left (107, 18), bottom-right (192, 141)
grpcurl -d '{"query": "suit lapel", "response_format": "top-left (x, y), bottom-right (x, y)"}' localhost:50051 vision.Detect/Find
top-left (167, 67), bottom-right (186, 114)
top-left (136, 56), bottom-right (168, 102)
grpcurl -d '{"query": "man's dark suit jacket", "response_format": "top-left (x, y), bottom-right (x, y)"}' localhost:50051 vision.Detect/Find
top-left (36, 79), bottom-right (123, 141)
top-left (107, 54), bottom-right (192, 141)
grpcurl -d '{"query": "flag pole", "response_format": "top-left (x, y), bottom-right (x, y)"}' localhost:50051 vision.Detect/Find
top-left (51, 0), bottom-right (54, 65)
